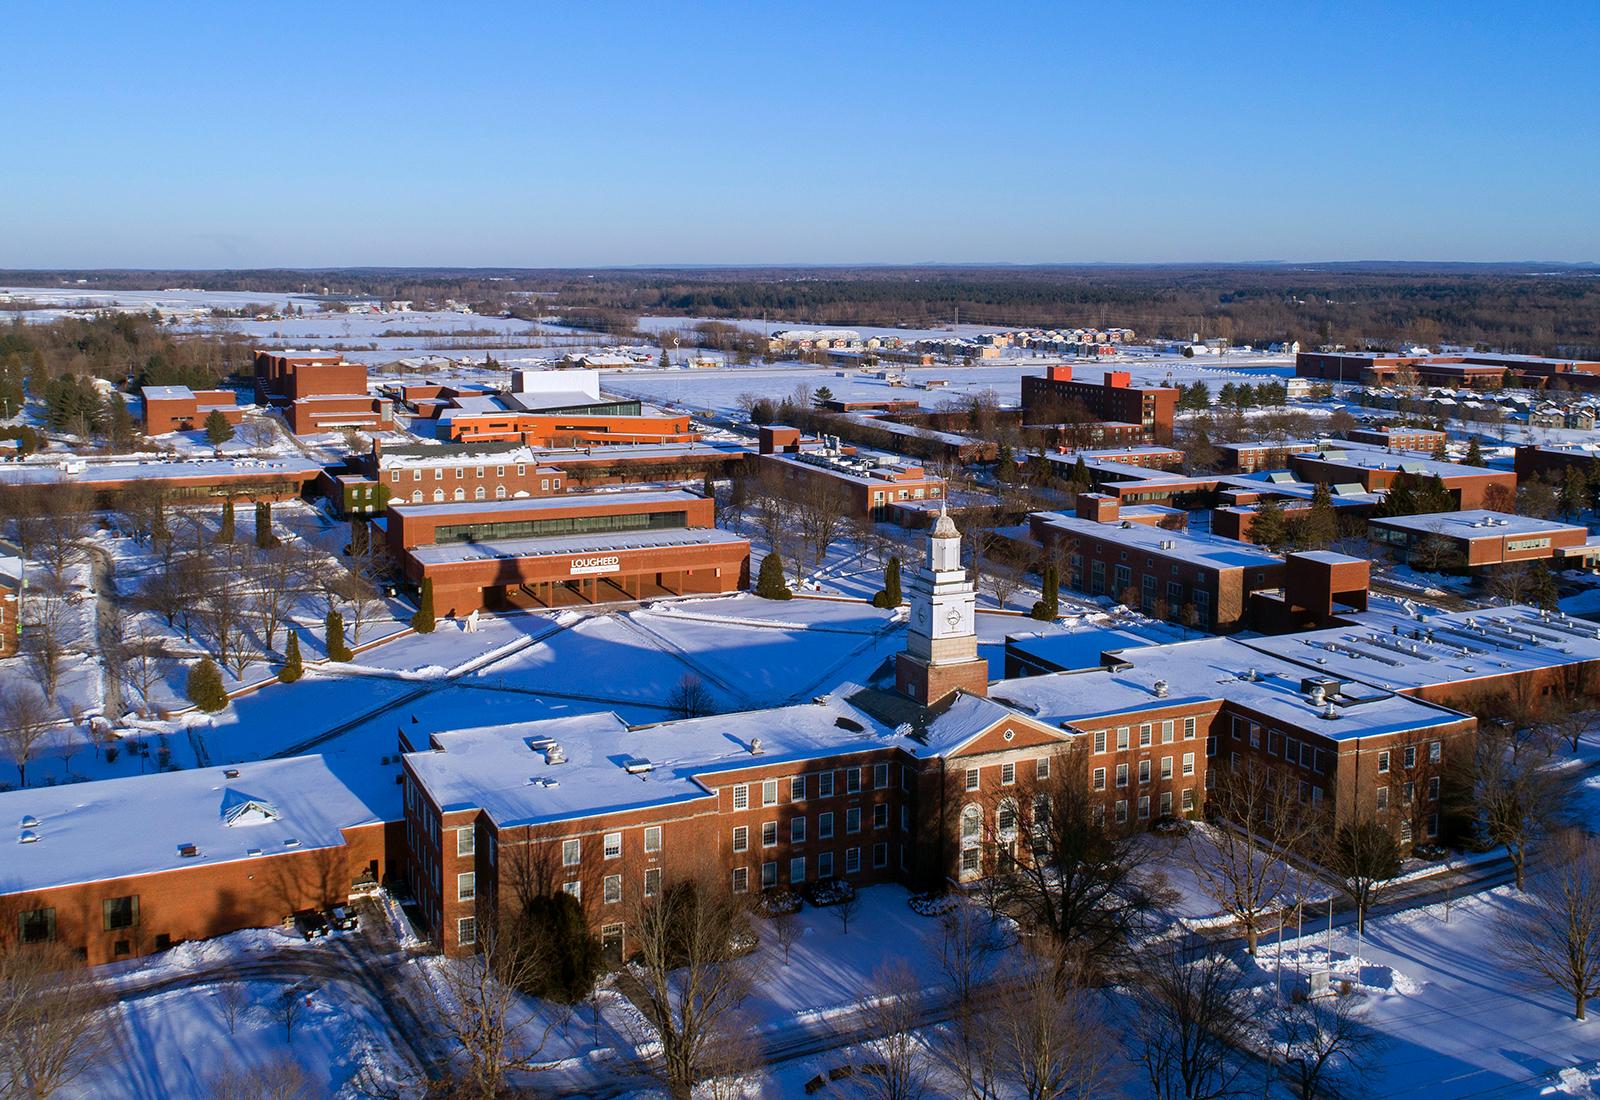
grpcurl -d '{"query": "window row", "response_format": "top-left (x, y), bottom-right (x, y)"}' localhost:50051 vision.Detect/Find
top-left (730, 764), bottom-right (901, 809)
top-left (559, 826), bottom-right (663, 867)
top-left (732, 843), bottom-right (891, 891)
top-left (1089, 718), bottom-right (1198, 754)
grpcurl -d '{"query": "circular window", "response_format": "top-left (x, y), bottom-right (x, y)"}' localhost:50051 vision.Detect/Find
top-left (1003, 728), bottom-right (1015, 742)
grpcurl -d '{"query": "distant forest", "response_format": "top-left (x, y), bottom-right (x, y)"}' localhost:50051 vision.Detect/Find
top-left (6, 264), bottom-right (1600, 357)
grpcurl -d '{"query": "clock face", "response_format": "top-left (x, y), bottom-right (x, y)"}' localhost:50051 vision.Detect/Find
top-left (945, 606), bottom-right (963, 629)
top-left (915, 605), bottom-right (927, 625)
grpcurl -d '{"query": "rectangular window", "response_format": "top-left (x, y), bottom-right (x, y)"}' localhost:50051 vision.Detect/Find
top-left (1116, 727), bottom-right (1131, 751)
top-left (1160, 756), bottom-right (1173, 780)
top-left (791, 816), bottom-right (807, 843)
top-left (873, 842), bottom-right (889, 869)
top-left (1377, 751), bottom-right (1391, 773)
top-left (761, 821), bottom-right (778, 848)
top-left (1182, 752), bottom-right (1195, 776)
top-left (456, 827), bottom-right (475, 857)
top-left (791, 776), bottom-right (806, 802)
top-left (604, 832), bottom-right (622, 859)
top-left (1036, 756), bottom-right (1050, 780)
top-left (790, 857), bottom-right (806, 884)
top-left (732, 784), bottom-right (748, 810)
top-left (1116, 763), bottom-right (1129, 788)
top-left (846, 807), bottom-right (862, 834)
top-left (1138, 795), bottom-right (1151, 819)
top-left (1115, 800), bottom-right (1129, 824)
top-left (1093, 730), bottom-right (1106, 754)
top-left (1000, 762), bottom-right (1016, 786)
top-left (1184, 717), bottom-right (1196, 740)
top-left (1404, 746), bottom-right (1417, 769)
top-left (562, 881), bottom-right (581, 900)
top-left (457, 872), bottom-right (476, 901)
top-left (874, 762), bottom-right (889, 789)
top-left (732, 825), bottom-right (748, 853)
top-left (1093, 767), bottom-right (1106, 790)
top-left (1162, 720), bottom-right (1175, 743)
top-left (18, 908), bottom-right (55, 944)
top-left (819, 850), bottom-right (835, 878)
top-left (732, 867), bottom-right (749, 893)
top-left (819, 811), bottom-right (835, 840)
top-left (644, 868), bottom-right (660, 897)
top-left (1181, 788), bottom-right (1195, 812)
top-left (761, 862), bottom-right (778, 889)
top-left (1376, 786), bottom-right (1389, 811)
top-left (845, 847), bottom-right (862, 874)
top-left (1428, 776), bottom-right (1441, 801)
top-left (1139, 723), bottom-right (1153, 747)
top-left (1138, 760), bottom-right (1151, 784)
top-left (965, 768), bottom-right (980, 791)
top-left (562, 839), bottom-right (581, 866)
top-left (103, 896), bottom-right (139, 931)
top-left (873, 803), bottom-right (888, 830)
top-left (644, 826), bottom-right (661, 853)
top-left (762, 779), bottom-right (779, 806)
top-left (604, 874), bottom-right (622, 904)
top-left (1429, 741), bottom-right (1442, 763)
top-left (458, 917), bottom-right (477, 946)
top-left (901, 805), bottom-right (910, 832)
top-left (818, 771), bottom-right (835, 798)
top-left (1160, 791), bottom-right (1173, 815)
top-left (846, 768), bottom-right (862, 794)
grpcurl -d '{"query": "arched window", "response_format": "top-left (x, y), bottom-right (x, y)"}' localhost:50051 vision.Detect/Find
top-left (960, 804), bottom-right (981, 842)
top-left (432, 489), bottom-right (444, 503)
top-left (410, 491), bottom-right (423, 503)
top-left (474, 487), bottom-right (486, 500)
top-left (453, 488), bottom-right (464, 502)
top-left (997, 798), bottom-right (1019, 837)
top-left (495, 485), bottom-right (507, 499)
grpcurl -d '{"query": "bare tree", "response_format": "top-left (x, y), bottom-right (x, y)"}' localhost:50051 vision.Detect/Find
top-left (975, 533), bottom-right (1032, 611)
top-left (832, 889), bottom-right (862, 936)
top-left (792, 477), bottom-right (854, 576)
top-left (198, 575), bottom-right (256, 679)
top-left (22, 579), bottom-right (73, 702)
top-left (666, 673), bottom-right (715, 719)
top-left (851, 961), bottom-right (930, 1100)
top-left (278, 986), bottom-right (304, 1044)
top-left (30, 486), bottom-right (90, 588)
top-left (1472, 723), bottom-right (1575, 890)
top-left (769, 906), bottom-right (801, 965)
top-left (330, 570), bottom-right (384, 646)
top-left (216, 981), bottom-right (248, 1036)
top-left (117, 625), bottom-right (171, 718)
top-left (0, 940), bottom-right (107, 1100)
top-left (207, 1056), bottom-right (313, 1100)
top-left (1325, 822), bottom-right (1401, 934)
top-left (249, 543), bottom-right (307, 652)
top-left (628, 878), bottom-right (758, 1100)
top-left (1188, 762), bottom-right (1321, 954)
top-left (1542, 692), bottom-right (1599, 756)
top-left (994, 951), bottom-right (1118, 1100)
top-left (936, 900), bottom-right (1007, 1009)
top-left (1128, 935), bottom-right (1254, 1100)
top-left (1271, 989), bottom-right (1384, 1100)
top-left (0, 683), bottom-right (52, 786)
top-left (1496, 829), bottom-right (1600, 1020)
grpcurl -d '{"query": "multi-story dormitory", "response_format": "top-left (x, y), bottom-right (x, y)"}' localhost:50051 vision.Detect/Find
top-left (4, 514), bottom-right (1600, 966)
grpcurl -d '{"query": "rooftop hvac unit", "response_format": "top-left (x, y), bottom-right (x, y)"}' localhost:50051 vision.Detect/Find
top-left (20, 815), bottom-right (38, 829)
top-left (1152, 680), bottom-right (1169, 698)
top-left (543, 743), bottom-right (567, 766)
top-left (624, 757), bottom-right (654, 774)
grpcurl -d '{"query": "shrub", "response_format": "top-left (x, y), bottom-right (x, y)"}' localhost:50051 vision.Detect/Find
top-left (325, 611), bottom-right (353, 662)
top-left (516, 893), bottom-right (603, 1003)
top-left (185, 658), bottom-right (228, 713)
top-left (756, 552), bottom-right (792, 600)
top-left (410, 577), bottom-right (436, 633)
top-left (872, 555), bottom-right (902, 608)
top-left (277, 630), bottom-right (303, 683)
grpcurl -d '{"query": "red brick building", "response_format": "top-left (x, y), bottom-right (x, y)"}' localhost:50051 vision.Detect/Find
top-left (140, 386), bottom-right (246, 435)
top-left (1020, 366), bottom-right (1177, 437)
top-left (0, 456), bottom-right (323, 508)
top-left (1287, 446), bottom-right (1515, 510)
top-left (252, 350), bottom-right (391, 435)
top-left (1345, 426), bottom-right (1447, 454)
top-left (753, 427), bottom-right (947, 521)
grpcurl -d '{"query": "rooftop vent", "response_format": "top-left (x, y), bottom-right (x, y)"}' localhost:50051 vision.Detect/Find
top-left (178, 843), bottom-right (199, 858)
top-left (1152, 680), bottom-right (1169, 698)
top-left (18, 830), bottom-right (38, 844)
top-left (1320, 702), bottom-right (1339, 720)
top-left (543, 743), bottom-right (567, 766)
top-left (223, 768), bottom-right (240, 779)
top-left (1243, 667), bottom-right (1260, 682)
top-left (20, 815), bottom-right (38, 829)
top-left (749, 738), bottom-right (765, 755)
top-left (282, 838), bottom-right (300, 848)
top-left (623, 757), bottom-right (654, 775)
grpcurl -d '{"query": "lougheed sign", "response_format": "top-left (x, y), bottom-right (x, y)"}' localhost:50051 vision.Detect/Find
top-left (570, 555), bottom-right (622, 576)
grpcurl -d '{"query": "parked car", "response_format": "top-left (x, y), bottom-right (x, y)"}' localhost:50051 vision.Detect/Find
top-left (294, 909), bottom-right (329, 940)
top-left (326, 906), bottom-right (359, 932)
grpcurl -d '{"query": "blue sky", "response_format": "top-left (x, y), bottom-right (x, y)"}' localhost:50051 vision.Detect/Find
top-left (3, 1), bottom-right (1597, 268)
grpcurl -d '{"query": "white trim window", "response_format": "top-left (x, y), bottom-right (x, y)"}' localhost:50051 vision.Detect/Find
top-left (457, 872), bottom-right (475, 901)
top-left (644, 826), bottom-right (661, 853)
top-left (458, 917), bottom-right (477, 946)
top-left (603, 832), bottom-right (622, 859)
top-left (562, 839), bottom-right (580, 866)
top-left (604, 874), bottom-right (622, 904)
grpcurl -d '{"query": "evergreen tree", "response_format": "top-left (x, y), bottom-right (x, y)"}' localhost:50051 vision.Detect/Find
top-left (812, 386), bottom-right (834, 407)
top-left (1217, 382), bottom-right (1238, 408)
top-left (204, 409), bottom-right (235, 446)
top-left (995, 442), bottom-right (1015, 482)
top-left (349, 519), bottom-right (369, 556)
top-left (255, 501), bottom-right (275, 547)
top-left (411, 577), bottom-right (437, 633)
top-left (1377, 472), bottom-right (1419, 518)
top-left (873, 556), bottom-right (902, 608)
top-left (218, 499), bottom-right (235, 544)
top-left (1560, 466), bottom-right (1590, 520)
top-left (1530, 561), bottom-right (1560, 610)
top-left (278, 630), bottom-right (303, 683)
top-left (106, 393), bottom-right (135, 449)
top-left (1071, 455), bottom-right (1091, 492)
top-left (1298, 482), bottom-right (1339, 550)
top-left (1032, 563), bottom-right (1060, 621)
top-left (1235, 383), bottom-right (1256, 409)
top-left (0, 351), bottom-right (26, 418)
top-left (1464, 437), bottom-right (1485, 467)
top-left (658, 347), bottom-right (670, 369)
top-left (1416, 474), bottom-right (1454, 515)
top-left (1251, 495), bottom-right (1289, 550)
top-left (1431, 435), bottom-right (1449, 462)
top-left (326, 610), bottom-right (353, 661)
top-left (756, 552), bottom-right (792, 600)
top-left (185, 657), bottom-right (228, 713)
top-left (515, 893), bottom-right (603, 1004)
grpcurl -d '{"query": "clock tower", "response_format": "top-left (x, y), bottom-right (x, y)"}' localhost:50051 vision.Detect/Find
top-left (895, 507), bottom-right (989, 705)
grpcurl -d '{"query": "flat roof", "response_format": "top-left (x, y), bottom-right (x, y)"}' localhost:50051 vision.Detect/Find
top-left (0, 754), bottom-right (397, 897)
top-left (762, 449), bottom-right (938, 488)
top-left (1237, 605), bottom-right (1600, 696)
top-left (405, 690), bottom-right (898, 827)
top-left (1295, 448), bottom-right (1501, 479)
top-left (0, 455), bottom-right (323, 486)
top-left (1033, 512), bottom-right (1282, 571)
top-left (407, 526), bottom-right (747, 567)
top-left (991, 636), bottom-right (1464, 742)
top-left (141, 385), bottom-right (193, 400)
top-left (390, 489), bottom-right (698, 519)
top-left (1005, 624), bottom-right (1164, 671)
top-left (1369, 509), bottom-right (1584, 538)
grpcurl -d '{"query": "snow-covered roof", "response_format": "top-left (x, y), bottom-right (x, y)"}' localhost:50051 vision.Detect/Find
top-left (0, 755), bottom-right (399, 896)
top-left (141, 385), bottom-right (194, 400)
top-left (503, 390), bottom-right (620, 413)
top-left (1368, 510), bottom-right (1584, 539)
top-left (0, 455), bottom-right (323, 487)
top-left (390, 489), bottom-right (698, 520)
top-left (1032, 512), bottom-right (1282, 571)
top-left (407, 526), bottom-right (747, 567)
top-left (404, 689), bottom-right (903, 828)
